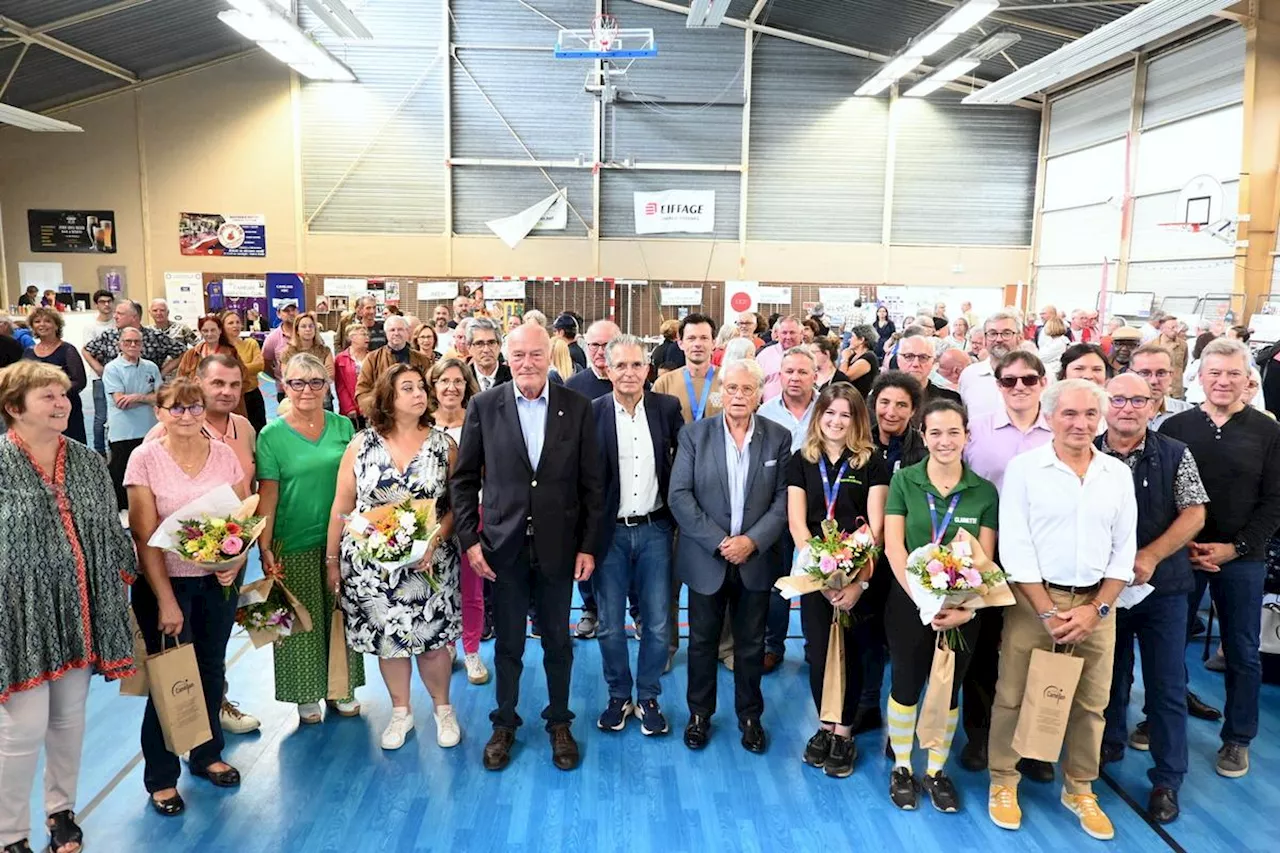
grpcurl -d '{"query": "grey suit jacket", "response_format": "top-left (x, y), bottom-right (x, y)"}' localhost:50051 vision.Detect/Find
top-left (668, 413), bottom-right (792, 595)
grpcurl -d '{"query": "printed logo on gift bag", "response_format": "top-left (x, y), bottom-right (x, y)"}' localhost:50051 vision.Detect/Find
top-left (172, 679), bottom-right (196, 698)
top-left (1043, 685), bottom-right (1068, 705)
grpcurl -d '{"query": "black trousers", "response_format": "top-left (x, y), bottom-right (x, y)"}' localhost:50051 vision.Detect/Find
top-left (961, 607), bottom-right (1003, 739)
top-left (243, 387), bottom-right (267, 434)
top-left (886, 581), bottom-right (980, 709)
top-left (687, 563), bottom-right (770, 721)
top-left (132, 573), bottom-right (237, 793)
top-left (490, 542), bottom-right (575, 731)
top-left (108, 437), bottom-right (144, 510)
top-left (800, 592), bottom-right (878, 726)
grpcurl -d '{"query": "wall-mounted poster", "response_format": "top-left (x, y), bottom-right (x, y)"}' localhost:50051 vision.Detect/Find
top-left (207, 278), bottom-right (268, 323)
top-left (163, 272), bottom-right (204, 326)
top-left (179, 213), bottom-right (267, 257)
top-left (28, 209), bottom-right (117, 253)
top-left (266, 273), bottom-right (305, 327)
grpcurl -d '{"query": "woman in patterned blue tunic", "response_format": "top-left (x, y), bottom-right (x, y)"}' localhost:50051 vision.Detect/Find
top-left (326, 363), bottom-right (462, 753)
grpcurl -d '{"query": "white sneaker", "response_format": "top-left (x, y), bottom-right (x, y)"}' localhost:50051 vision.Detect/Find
top-left (434, 705), bottom-right (461, 748)
top-left (327, 698), bottom-right (361, 717)
top-left (381, 707), bottom-right (415, 750)
top-left (220, 700), bottom-right (261, 734)
top-left (297, 702), bottom-right (323, 724)
top-left (464, 653), bottom-right (490, 685)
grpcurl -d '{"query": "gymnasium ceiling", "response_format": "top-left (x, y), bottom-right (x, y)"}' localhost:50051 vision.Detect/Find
top-left (0, 1), bottom-right (1204, 114)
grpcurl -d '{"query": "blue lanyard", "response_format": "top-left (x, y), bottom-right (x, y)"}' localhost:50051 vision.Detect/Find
top-left (685, 367), bottom-right (715, 421)
top-left (926, 492), bottom-right (962, 544)
top-left (819, 456), bottom-right (850, 520)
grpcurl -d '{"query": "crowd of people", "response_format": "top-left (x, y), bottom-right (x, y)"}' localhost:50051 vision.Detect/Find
top-left (1, 291), bottom-right (1278, 853)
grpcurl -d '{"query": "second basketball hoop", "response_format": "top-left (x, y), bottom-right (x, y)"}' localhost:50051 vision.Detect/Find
top-left (554, 13), bottom-right (658, 59)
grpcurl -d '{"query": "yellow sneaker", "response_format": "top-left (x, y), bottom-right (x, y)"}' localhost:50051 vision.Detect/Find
top-left (1061, 791), bottom-right (1115, 841)
top-left (988, 785), bottom-right (1021, 830)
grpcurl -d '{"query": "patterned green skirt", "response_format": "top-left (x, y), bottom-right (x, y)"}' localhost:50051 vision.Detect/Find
top-left (273, 546), bottom-right (366, 704)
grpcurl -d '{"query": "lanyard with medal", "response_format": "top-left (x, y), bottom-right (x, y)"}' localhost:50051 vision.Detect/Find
top-left (685, 367), bottom-right (715, 421)
top-left (927, 491), bottom-right (962, 544)
top-left (818, 455), bottom-right (850, 520)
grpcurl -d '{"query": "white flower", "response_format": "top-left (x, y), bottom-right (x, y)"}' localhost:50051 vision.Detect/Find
top-left (853, 531), bottom-right (873, 547)
top-left (367, 531), bottom-right (387, 549)
top-left (930, 573), bottom-right (950, 590)
top-left (397, 510), bottom-right (417, 532)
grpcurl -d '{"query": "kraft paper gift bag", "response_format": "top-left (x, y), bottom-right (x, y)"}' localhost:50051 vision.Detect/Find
top-left (916, 636), bottom-right (956, 750)
top-left (146, 640), bottom-right (213, 756)
top-left (327, 606), bottom-right (352, 701)
top-left (119, 610), bottom-right (150, 697)
top-left (1011, 646), bottom-right (1085, 762)
top-left (819, 614), bottom-right (846, 724)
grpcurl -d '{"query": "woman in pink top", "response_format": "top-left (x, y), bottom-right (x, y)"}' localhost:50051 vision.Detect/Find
top-left (124, 378), bottom-right (248, 818)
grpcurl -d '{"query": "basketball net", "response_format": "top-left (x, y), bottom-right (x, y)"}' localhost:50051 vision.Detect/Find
top-left (590, 14), bottom-right (619, 52)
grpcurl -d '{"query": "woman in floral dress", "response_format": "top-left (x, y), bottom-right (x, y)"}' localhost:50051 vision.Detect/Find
top-left (326, 363), bottom-right (462, 752)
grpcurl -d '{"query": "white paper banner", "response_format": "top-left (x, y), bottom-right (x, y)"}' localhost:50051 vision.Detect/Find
top-left (163, 271), bottom-right (204, 326)
top-left (223, 278), bottom-right (265, 298)
top-left (633, 190), bottom-right (715, 235)
top-left (723, 280), bottom-right (759, 321)
top-left (323, 278), bottom-right (367, 297)
top-left (660, 287), bottom-right (703, 307)
top-left (757, 286), bottom-right (792, 304)
top-left (487, 191), bottom-right (565, 248)
top-left (485, 280), bottom-right (527, 300)
top-left (418, 281), bottom-right (459, 301)
top-left (532, 191), bottom-right (567, 232)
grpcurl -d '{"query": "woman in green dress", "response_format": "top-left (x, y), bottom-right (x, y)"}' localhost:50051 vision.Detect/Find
top-left (257, 353), bottom-right (365, 724)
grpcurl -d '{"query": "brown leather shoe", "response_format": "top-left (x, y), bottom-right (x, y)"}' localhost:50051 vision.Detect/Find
top-left (763, 652), bottom-right (783, 674)
top-left (483, 727), bottom-right (515, 771)
top-left (549, 724), bottom-right (580, 771)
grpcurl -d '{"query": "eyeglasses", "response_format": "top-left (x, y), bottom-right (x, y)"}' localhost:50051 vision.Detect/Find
top-left (997, 375), bottom-right (1041, 388)
top-left (1109, 395), bottom-right (1151, 410)
top-left (898, 353), bottom-right (932, 363)
top-left (985, 330), bottom-right (1019, 340)
top-left (165, 403), bottom-right (205, 417)
top-left (586, 342), bottom-right (609, 350)
top-left (436, 378), bottom-right (467, 388)
top-left (1133, 369), bottom-right (1171, 380)
top-left (285, 378), bottom-right (328, 391)
top-left (470, 339), bottom-right (499, 349)
top-left (722, 384), bottom-right (756, 398)
top-left (120, 338), bottom-right (143, 346)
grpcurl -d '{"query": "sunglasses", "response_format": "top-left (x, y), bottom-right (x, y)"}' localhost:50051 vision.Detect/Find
top-left (997, 375), bottom-right (1041, 388)
top-left (285, 378), bottom-right (328, 392)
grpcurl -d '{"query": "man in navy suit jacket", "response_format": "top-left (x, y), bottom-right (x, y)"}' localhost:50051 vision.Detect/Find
top-left (669, 358), bottom-right (792, 754)
top-left (589, 334), bottom-right (685, 736)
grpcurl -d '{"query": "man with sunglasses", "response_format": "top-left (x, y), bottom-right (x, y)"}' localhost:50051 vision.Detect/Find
top-left (1131, 344), bottom-right (1194, 430)
top-left (1096, 373), bottom-right (1207, 824)
top-left (961, 350), bottom-right (1054, 779)
top-left (959, 311), bottom-right (1023, 418)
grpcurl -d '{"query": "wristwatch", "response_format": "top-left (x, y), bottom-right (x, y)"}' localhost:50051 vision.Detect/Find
top-left (1233, 538), bottom-right (1250, 559)
top-left (1092, 599), bottom-right (1112, 619)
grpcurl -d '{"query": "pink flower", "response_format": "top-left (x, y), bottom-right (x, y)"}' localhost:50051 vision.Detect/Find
top-left (819, 554), bottom-right (838, 575)
top-left (219, 535), bottom-right (245, 556)
top-left (926, 559), bottom-right (945, 575)
top-left (960, 568), bottom-right (982, 588)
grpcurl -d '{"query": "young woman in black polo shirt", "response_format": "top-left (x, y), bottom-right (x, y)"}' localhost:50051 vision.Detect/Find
top-left (786, 383), bottom-right (890, 778)
top-left (883, 400), bottom-right (999, 813)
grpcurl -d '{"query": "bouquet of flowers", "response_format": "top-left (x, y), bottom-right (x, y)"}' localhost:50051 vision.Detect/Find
top-left (905, 529), bottom-right (1008, 648)
top-left (147, 486), bottom-right (266, 596)
top-left (235, 572), bottom-right (313, 648)
top-left (345, 498), bottom-right (442, 590)
top-left (776, 519), bottom-right (880, 627)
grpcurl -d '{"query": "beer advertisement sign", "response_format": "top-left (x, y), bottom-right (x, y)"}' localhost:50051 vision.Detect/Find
top-left (28, 209), bottom-right (117, 253)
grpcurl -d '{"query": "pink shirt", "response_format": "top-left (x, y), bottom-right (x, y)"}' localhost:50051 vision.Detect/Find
top-left (963, 407), bottom-right (1053, 493)
top-left (757, 343), bottom-right (785, 401)
top-left (123, 440), bottom-right (245, 578)
top-left (144, 413), bottom-right (256, 490)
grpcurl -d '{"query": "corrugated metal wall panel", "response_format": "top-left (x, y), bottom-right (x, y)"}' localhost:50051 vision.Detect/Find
top-left (1142, 27), bottom-right (1244, 128)
top-left (1042, 139), bottom-right (1127, 212)
top-left (1127, 259), bottom-right (1236, 300)
top-left (1130, 181), bottom-right (1238, 261)
top-left (300, 0), bottom-right (446, 233)
top-left (748, 38), bottom-right (887, 242)
top-left (1038, 205), bottom-right (1121, 266)
top-left (452, 0), bottom-right (582, 45)
top-left (891, 95), bottom-right (1039, 246)
top-left (1046, 69), bottom-right (1134, 156)
top-left (600, 171), bottom-right (739, 239)
top-left (452, 166), bottom-right (593, 237)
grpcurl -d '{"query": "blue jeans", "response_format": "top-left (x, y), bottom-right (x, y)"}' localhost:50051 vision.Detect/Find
top-left (1104, 592), bottom-right (1189, 790)
top-left (1189, 560), bottom-right (1266, 746)
top-left (91, 379), bottom-right (107, 452)
top-left (764, 544), bottom-right (792, 657)
top-left (596, 519), bottom-right (673, 702)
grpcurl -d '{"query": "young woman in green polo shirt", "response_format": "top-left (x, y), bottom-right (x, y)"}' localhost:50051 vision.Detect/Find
top-left (883, 400), bottom-right (999, 814)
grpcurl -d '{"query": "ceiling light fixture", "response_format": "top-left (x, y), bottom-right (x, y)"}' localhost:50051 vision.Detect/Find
top-left (856, 0), bottom-right (999, 96)
top-left (963, 0), bottom-right (1236, 105)
top-left (0, 102), bottom-right (83, 132)
top-left (905, 30), bottom-right (1021, 97)
top-left (218, 0), bottom-right (356, 82)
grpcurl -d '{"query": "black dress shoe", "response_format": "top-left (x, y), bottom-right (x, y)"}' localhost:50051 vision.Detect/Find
top-left (958, 738), bottom-right (988, 771)
top-left (149, 792), bottom-right (186, 817)
top-left (852, 706), bottom-right (883, 735)
top-left (1017, 757), bottom-right (1054, 783)
top-left (739, 717), bottom-right (767, 754)
top-left (3, 840), bottom-right (34, 853)
top-left (1187, 691), bottom-right (1222, 721)
top-left (1100, 741), bottom-right (1125, 765)
top-left (1148, 786), bottom-right (1179, 824)
top-left (549, 724), bottom-right (580, 771)
top-left (191, 763), bottom-right (241, 787)
top-left (684, 713), bottom-right (711, 750)
top-left (483, 727), bottom-right (515, 771)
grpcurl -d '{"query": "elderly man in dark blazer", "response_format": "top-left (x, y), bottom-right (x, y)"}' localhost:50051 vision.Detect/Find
top-left (669, 358), bottom-right (792, 754)
top-left (452, 323), bottom-right (605, 773)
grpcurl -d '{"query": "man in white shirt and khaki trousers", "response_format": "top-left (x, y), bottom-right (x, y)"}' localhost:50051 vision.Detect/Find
top-left (987, 379), bottom-right (1138, 842)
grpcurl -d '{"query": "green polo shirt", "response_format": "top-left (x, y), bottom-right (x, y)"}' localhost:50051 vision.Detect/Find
top-left (885, 459), bottom-right (999, 551)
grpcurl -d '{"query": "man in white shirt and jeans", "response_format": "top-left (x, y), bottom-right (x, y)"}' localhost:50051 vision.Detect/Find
top-left (988, 379), bottom-right (1137, 842)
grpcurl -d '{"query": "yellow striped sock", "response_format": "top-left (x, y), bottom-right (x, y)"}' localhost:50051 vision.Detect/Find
top-left (926, 707), bottom-right (960, 776)
top-left (887, 698), bottom-right (917, 769)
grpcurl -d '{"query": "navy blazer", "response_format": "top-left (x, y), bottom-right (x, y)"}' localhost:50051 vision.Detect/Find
top-left (590, 391), bottom-right (685, 561)
top-left (668, 414), bottom-right (793, 595)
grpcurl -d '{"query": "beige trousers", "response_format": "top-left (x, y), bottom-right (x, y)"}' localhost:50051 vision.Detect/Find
top-left (988, 586), bottom-right (1116, 796)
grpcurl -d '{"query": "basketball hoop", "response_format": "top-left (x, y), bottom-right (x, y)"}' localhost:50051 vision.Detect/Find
top-left (1157, 221), bottom-right (1207, 234)
top-left (554, 15), bottom-right (657, 60)
top-left (590, 14), bottom-right (620, 53)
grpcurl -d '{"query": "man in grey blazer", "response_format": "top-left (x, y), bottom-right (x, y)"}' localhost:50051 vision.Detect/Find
top-left (669, 358), bottom-right (792, 754)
